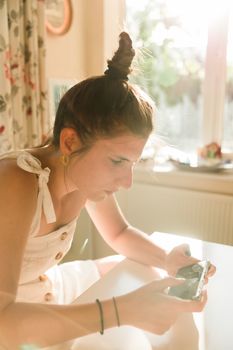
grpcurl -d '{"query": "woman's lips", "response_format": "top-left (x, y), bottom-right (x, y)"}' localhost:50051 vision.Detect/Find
top-left (105, 189), bottom-right (117, 195)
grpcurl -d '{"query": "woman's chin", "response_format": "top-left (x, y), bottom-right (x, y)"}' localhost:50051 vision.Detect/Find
top-left (88, 191), bottom-right (108, 202)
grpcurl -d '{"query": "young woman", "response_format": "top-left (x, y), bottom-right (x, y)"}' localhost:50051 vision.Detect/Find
top-left (0, 32), bottom-right (214, 349)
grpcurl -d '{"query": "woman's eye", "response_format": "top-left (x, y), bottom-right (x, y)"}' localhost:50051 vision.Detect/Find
top-left (111, 158), bottom-right (123, 165)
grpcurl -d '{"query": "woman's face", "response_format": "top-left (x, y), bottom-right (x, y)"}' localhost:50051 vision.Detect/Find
top-left (67, 133), bottom-right (148, 201)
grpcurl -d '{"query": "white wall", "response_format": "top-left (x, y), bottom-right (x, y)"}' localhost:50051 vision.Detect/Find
top-left (46, 0), bottom-right (125, 80)
top-left (46, 0), bottom-right (86, 80)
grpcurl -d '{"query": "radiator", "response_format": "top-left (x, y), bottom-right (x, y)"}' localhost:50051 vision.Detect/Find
top-left (118, 184), bottom-right (233, 246)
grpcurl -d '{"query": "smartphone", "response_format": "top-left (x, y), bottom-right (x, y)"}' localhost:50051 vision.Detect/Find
top-left (168, 260), bottom-right (210, 300)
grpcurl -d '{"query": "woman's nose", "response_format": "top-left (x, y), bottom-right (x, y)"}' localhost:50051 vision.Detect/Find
top-left (118, 167), bottom-right (133, 189)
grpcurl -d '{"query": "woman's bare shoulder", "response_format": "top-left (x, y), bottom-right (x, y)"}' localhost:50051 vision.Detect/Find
top-left (0, 158), bottom-right (38, 202)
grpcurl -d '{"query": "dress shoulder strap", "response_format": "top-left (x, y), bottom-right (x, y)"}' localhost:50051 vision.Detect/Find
top-left (16, 152), bottom-right (56, 236)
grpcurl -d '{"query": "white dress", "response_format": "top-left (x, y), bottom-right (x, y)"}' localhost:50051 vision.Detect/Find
top-left (12, 151), bottom-right (152, 350)
top-left (15, 151), bottom-right (100, 306)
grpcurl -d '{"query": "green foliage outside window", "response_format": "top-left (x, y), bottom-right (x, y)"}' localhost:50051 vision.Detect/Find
top-left (127, 0), bottom-right (204, 107)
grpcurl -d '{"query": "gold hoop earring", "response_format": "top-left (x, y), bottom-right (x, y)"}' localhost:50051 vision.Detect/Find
top-left (61, 154), bottom-right (69, 167)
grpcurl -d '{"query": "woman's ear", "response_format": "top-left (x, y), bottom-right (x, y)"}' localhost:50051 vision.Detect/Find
top-left (59, 128), bottom-right (82, 155)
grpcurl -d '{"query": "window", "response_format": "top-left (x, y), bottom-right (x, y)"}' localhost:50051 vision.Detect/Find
top-left (126, 0), bottom-right (232, 154)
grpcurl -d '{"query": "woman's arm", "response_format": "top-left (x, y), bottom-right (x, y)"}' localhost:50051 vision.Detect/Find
top-left (0, 278), bottom-right (207, 349)
top-left (86, 195), bottom-right (199, 272)
top-left (86, 195), bottom-right (167, 266)
top-left (0, 297), bottom-right (117, 348)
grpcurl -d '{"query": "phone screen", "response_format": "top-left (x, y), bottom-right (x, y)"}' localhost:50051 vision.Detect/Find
top-left (168, 260), bottom-right (210, 300)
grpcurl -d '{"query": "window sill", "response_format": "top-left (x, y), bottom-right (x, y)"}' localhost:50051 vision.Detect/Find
top-left (135, 161), bottom-right (233, 196)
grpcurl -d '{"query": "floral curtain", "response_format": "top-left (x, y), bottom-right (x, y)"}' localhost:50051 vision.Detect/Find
top-left (0, 0), bottom-right (49, 154)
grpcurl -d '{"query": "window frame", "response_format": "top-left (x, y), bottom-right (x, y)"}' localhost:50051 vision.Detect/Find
top-left (202, 9), bottom-right (229, 147)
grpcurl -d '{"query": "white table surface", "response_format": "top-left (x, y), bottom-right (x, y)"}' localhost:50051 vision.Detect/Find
top-left (74, 232), bottom-right (233, 350)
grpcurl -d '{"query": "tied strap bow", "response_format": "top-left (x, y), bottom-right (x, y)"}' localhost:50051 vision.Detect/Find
top-left (17, 152), bottom-right (56, 227)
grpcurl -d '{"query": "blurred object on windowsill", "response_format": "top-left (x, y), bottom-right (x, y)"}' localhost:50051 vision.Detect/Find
top-left (169, 142), bottom-right (233, 173)
top-left (138, 139), bottom-right (233, 174)
top-left (197, 142), bottom-right (222, 165)
top-left (139, 137), bottom-right (171, 171)
top-left (140, 135), bottom-right (166, 162)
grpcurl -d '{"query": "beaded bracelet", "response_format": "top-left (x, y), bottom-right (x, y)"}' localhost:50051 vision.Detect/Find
top-left (96, 299), bottom-right (104, 335)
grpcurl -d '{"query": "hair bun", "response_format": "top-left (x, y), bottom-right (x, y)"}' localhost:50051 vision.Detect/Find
top-left (104, 32), bottom-right (135, 81)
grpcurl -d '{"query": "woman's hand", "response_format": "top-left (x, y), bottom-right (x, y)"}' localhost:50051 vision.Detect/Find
top-left (165, 244), bottom-right (216, 282)
top-left (165, 244), bottom-right (198, 276)
top-left (118, 277), bottom-right (207, 335)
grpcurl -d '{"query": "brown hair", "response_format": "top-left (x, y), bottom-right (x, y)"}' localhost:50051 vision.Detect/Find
top-left (52, 32), bottom-right (155, 148)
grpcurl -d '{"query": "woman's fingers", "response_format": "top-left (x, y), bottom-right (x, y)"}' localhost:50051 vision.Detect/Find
top-left (207, 263), bottom-right (216, 277)
top-left (125, 278), bottom-right (208, 336)
top-left (174, 289), bottom-right (208, 313)
top-left (204, 263), bottom-right (216, 284)
top-left (151, 276), bottom-right (186, 292)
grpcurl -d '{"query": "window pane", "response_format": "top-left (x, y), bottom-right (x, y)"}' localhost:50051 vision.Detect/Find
top-left (126, 0), bottom-right (208, 152)
top-left (224, 5), bottom-right (233, 151)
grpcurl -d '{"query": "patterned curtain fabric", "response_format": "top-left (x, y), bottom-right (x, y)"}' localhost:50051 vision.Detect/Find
top-left (0, 0), bottom-right (49, 154)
